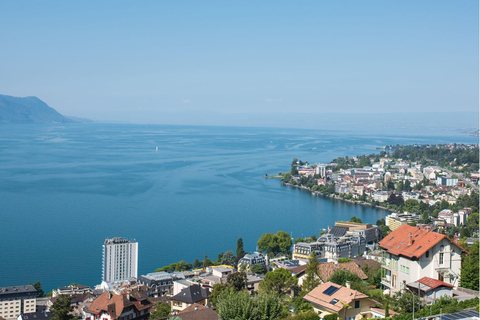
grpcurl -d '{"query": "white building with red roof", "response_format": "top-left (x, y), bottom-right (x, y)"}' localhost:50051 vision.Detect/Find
top-left (379, 224), bottom-right (468, 292)
top-left (406, 276), bottom-right (454, 301)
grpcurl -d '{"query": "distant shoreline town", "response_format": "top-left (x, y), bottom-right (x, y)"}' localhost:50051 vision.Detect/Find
top-left (3, 144), bottom-right (479, 320)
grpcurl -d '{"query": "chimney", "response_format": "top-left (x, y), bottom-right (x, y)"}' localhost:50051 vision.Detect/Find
top-left (408, 233), bottom-right (413, 246)
top-left (108, 292), bottom-right (112, 300)
top-left (346, 281), bottom-right (351, 289)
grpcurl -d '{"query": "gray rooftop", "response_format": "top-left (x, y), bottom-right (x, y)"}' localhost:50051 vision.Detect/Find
top-left (104, 237), bottom-right (136, 245)
top-left (0, 285), bottom-right (36, 296)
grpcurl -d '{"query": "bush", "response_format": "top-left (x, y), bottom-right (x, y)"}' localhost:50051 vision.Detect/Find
top-left (324, 313), bottom-right (338, 320)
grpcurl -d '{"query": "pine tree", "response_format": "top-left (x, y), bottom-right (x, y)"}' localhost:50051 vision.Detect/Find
top-left (50, 295), bottom-right (76, 320)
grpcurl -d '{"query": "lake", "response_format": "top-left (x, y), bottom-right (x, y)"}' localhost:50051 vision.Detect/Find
top-left (0, 123), bottom-right (476, 291)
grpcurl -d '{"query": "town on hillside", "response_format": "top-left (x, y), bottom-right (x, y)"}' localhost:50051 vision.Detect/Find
top-left (2, 144), bottom-right (479, 320)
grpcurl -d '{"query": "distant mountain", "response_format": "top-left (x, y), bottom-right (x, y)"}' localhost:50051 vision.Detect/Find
top-left (0, 94), bottom-right (73, 124)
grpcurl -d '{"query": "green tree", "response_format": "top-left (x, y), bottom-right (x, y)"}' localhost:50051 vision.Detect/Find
top-left (209, 283), bottom-right (230, 307)
top-left (323, 313), bottom-right (338, 320)
top-left (30, 281), bottom-right (46, 297)
top-left (221, 250), bottom-right (236, 266)
top-left (291, 166), bottom-right (299, 175)
top-left (276, 231), bottom-right (293, 253)
top-left (329, 269), bottom-right (362, 287)
top-left (260, 268), bottom-right (298, 296)
top-left (257, 231), bottom-right (292, 256)
top-left (227, 271), bottom-right (248, 291)
top-left (381, 225), bottom-right (391, 238)
top-left (460, 241), bottom-right (479, 290)
top-left (302, 250), bottom-right (320, 293)
top-left (394, 291), bottom-right (421, 313)
top-left (193, 258), bottom-right (202, 269)
top-left (50, 295), bottom-right (76, 320)
top-left (216, 290), bottom-right (288, 320)
top-left (282, 172), bottom-right (292, 183)
top-left (175, 260), bottom-right (188, 271)
top-left (149, 302), bottom-right (171, 319)
top-left (396, 181), bottom-right (404, 192)
top-left (250, 263), bottom-right (267, 274)
top-left (349, 216), bottom-right (362, 223)
top-left (291, 296), bottom-right (313, 314)
top-left (236, 238), bottom-right (245, 257)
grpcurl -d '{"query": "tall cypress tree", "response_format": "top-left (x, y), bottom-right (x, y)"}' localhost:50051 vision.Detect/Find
top-left (236, 238), bottom-right (245, 257)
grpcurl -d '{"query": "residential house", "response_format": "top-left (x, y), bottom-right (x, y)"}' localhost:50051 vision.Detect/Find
top-left (176, 304), bottom-right (219, 320)
top-left (379, 224), bottom-right (468, 292)
top-left (199, 267), bottom-right (234, 289)
top-left (316, 262), bottom-right (368, 284)
top-left (304, 282), bottom-right (393, 320)
top-left (86, 291), bottom-right (153, 320)
top-left (170, 285), bottom-right (210, 314)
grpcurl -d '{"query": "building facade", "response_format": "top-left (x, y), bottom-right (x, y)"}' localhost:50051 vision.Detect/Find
top-left (237, 252), bottom-right (267, 271)
top-left (379, 224), bottom-right (466, 292)
top-left (102, 238), bottom-right (138, 283)
top-left (0, 285), bottom-right (37, 320)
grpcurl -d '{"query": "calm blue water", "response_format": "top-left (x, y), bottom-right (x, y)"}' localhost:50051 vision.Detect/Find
top-left (0, 124), bottom-right (477, 291)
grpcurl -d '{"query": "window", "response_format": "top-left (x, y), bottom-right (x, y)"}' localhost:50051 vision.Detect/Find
top-left (439, 253), bottom-right (444, 265)
top-left (355, 300), bottom-right (360, 309)
top-left (426, 250), bottom-right (429, 258)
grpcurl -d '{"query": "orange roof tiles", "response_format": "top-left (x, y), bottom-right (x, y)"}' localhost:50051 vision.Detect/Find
top-left (87, 292), bottom-right (153, 320)
top-left (303, 282), bottom-right (369, 313)
top-left (378, 224), bottom-right (467, 259)
top-left (417, 277), bottom-right (454, 290)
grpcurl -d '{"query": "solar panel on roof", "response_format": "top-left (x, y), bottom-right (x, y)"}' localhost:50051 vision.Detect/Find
top-left (441, 310), bottom-right (479, 320)
top-left (323, 285), bottom-right (339, 296)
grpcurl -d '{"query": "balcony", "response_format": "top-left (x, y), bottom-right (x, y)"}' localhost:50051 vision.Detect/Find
top-left (381, 278), bottom-right (392, 288)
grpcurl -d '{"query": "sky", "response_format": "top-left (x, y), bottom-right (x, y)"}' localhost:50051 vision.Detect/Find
top-left (0, 1), bottom-right (478, 126)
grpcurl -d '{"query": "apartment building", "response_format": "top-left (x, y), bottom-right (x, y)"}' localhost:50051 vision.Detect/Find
top-left (102, 237), bottom-right (138, 283)
top-left (293, 234), bottom-right (366, 262)
top-left (0, 285), bottom-right (37, 320)
top-left (237, 252), bottom-right (267, 271)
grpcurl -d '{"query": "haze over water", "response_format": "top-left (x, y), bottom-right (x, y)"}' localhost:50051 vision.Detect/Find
top-left (0, 123), bottom-right (477, 291)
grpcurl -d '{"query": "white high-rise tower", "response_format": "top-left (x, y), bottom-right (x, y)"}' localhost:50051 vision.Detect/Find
top-left (102, 237), bottom-right (138, 283)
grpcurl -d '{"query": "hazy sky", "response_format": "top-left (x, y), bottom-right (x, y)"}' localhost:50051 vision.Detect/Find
top-left (0, 1), bottom-right (478, 124)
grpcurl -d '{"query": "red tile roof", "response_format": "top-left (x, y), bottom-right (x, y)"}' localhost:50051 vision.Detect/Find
top-left (180, 303), bottom-right (208, 314)
top-left (176, 308), bottom-right (219, 320)
top-left (417, 277), bottom-right (454, 290)
top-left (378, 224), bottom-right (467, 259)
top-left (87, 292), bottom-right (153, 319)
top-left (287, 265), bottom-right (307, 276)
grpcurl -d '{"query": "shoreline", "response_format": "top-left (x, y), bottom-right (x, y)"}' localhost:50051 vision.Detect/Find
top-left (282, 182), bottom-right (396, 213)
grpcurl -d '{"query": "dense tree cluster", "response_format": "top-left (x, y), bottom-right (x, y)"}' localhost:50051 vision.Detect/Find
top-left (390, 145), bottom-right (479, 172)
top-left (257, 231), bottom-right (293, 256)
top-left (460, 241), bottom-right (479, 290)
